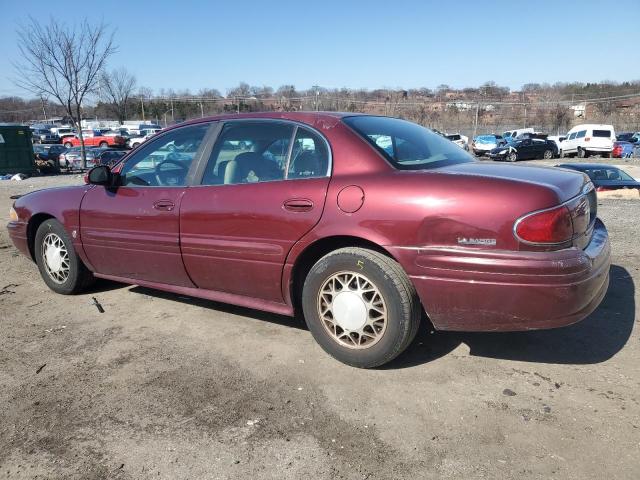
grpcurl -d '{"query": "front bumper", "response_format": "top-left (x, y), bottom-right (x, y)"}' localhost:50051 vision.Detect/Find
top-left (7, 221), bottom-right (30, 258)
top-left (388, 219), bottom-right (611, 331)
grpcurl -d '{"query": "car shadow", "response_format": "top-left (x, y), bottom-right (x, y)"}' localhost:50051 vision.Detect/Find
top-left (89, 265), bottom-right (634, 369)
top-left (385, 264), bottom-right (635, 369)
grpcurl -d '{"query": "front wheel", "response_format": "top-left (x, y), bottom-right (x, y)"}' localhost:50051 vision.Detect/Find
top-left (302, 247), bottom-right (421, 368)
top-left (543, 149), bottom-right (553, 159)
top-left (507, 151), bottom-right (518, 162)
top-left (64, 142), bottom-right (73, 148)
top-left (99, 141), bottom-right (108, 148)
top-left (577, 148), bottom-right (587, 158)
top-left (34, 219), bottom-right (95, 294)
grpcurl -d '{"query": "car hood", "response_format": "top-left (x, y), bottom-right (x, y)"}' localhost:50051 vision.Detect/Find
top-left (439, 161), bottom-right (589, 203)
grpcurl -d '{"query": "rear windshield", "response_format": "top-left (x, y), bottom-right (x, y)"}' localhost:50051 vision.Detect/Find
top-left (446, 134), bottom-right (461, 141)
top-left (343, 116), bottom-right (473, 170)
top-left (475, 135), bottom-right (496, 143)
top-left (593, 130), bottom-right (611, 138)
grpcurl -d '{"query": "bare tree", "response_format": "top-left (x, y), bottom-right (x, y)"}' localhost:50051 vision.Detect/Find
top-left (100, 67), bottom-right (136, 124)
top-left (14, 17), bottom-right (116, 165)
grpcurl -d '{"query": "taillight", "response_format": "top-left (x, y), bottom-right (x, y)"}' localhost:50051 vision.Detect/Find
top-left (515, 205), bottom-right (574, 244)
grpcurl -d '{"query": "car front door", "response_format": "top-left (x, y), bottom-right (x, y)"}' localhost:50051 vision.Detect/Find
top-left (179, 120), bottom-right (331, 302)
top-left (80, 122), bottom-right (214, 286)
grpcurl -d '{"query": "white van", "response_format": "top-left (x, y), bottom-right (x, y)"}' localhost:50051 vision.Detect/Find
top-left (561, 124), bottom-right (615, 158)
top-left (503, 128), bottom-right (534, 140)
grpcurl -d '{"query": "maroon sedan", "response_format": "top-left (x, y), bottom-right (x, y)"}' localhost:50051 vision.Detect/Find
top-left (7, 112), bottom-right (610, 367)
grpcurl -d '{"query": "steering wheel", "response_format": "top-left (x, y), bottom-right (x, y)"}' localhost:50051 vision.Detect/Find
top-left (154, 158), bottom-right (188, 186)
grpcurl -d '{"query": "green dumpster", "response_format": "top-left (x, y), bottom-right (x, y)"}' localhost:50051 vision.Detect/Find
top-left (0, 124), bottom-right (37, 175)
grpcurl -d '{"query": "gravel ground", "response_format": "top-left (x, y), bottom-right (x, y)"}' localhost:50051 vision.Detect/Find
top-left (0, 165), bottom-right (638, 480)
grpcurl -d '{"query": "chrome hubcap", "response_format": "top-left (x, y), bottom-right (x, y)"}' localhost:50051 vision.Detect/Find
top-left (42, 233), bottom-right (70, 284)
top-left (317, 271), bottom-right (387, 349)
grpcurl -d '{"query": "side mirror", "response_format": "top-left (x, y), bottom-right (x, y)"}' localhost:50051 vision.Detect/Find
top-left (86, 165), bottom-right (113, 186)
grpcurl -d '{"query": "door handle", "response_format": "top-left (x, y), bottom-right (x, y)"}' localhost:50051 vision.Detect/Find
top-left (153, 199), bottom-right (175, 211)
top-left (283, 198), bottom-right (314, 212)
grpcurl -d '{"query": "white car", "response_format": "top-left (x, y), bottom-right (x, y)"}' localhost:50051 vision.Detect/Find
top-left (129, 132), bottom-right (157, 148)
top-left (547, 135), bottom-right (566, 157)
top-left (445, 133), bottom-right (469, 150)
top-left (503, 128), bottom-right (534, 140)
top-left (561, 124), bottom-right (615, 158)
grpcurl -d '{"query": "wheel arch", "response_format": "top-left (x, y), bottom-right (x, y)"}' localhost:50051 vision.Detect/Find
top-left (26, 213), bottom-right (56, 262)
top-left (287, 235), bottom-right (399, 314)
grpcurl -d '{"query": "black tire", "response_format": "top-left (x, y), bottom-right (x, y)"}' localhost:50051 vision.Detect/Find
top-left (577, 148), bottom-right (587, 158)
top-left (34, 219), bottom-right (95, 295)
top-left (559, 150), bottom-right (565, 159)
top-left (602, 152), bottom-right (611, 158)
top-left (99, 141), bottom-right (108, 148)
top-left (543, 149), bottom-right (553, 159)
top-left (64, 141), bottom-right (73, 148)
top-left (301, 247), bottom-right (421, 368)
top-left (507, 151), bottom-right (517, 162)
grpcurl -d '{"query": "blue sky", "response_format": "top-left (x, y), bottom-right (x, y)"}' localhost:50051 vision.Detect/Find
top-left (1, 0), bottom-right (638, 97)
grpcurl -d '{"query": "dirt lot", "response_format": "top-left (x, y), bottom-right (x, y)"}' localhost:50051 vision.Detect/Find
top-left (0, 164), bottom-right (639, 480)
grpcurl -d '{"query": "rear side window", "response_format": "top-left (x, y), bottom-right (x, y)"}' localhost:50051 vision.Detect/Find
top-left (288, 127), bottom-right (330, 179)
top-left (344, 116), bottom-right (473, 170)
top-left (593, 130), bottom-right (611, 138)
top-left (576, 130), bottom-right (586, 138)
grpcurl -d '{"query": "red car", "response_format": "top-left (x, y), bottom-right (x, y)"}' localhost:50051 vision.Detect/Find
top-left (63, 130), bottom-right (126, 148)
top-left (7, 112), bottom-right (610, 368)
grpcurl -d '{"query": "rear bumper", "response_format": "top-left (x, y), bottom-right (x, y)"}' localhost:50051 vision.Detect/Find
top-left (388, 219), bottom-right (611, 332)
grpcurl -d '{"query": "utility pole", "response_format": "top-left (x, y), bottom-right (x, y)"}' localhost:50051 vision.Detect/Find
top-left (39, 95), bottom-right (47, 121)
top-left (473, 101), bottom-right (480, 139)
top-left (313, 85), bottom-right (320, 111)
top-left (170, 97), bottom-right (174, 123)
top-left (523, 103), bottom-right (527, 128)
top-left (200, 102), bottom-right (204, 118)
top-left (141, 97), bottom-right (145, 121)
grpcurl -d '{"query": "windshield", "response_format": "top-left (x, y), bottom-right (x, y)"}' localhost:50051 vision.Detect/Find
top-left (475, 135), bottom-right (497, 144)
top-left (343, 116), bottom-right (473, 170)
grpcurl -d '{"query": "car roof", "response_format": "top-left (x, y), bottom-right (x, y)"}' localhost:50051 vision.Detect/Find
top-left (166, 111), bottom-right (359, 133)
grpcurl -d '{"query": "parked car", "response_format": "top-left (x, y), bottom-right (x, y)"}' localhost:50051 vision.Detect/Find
top-left (502, 128), bottom-right (534, 140)
top-left (95, 148), bottom-right (128, 167)
top-left (128, 131), bottom-right (158, 148)
top-left (547, 135), bottom-right (566, 156)
top-left (489, 138), bottom-right (557, 161)
top-left (615, 132), bottom-right (639, 144)
top-left (612, 141), bottom-right (636, 158)
top-left (58, 147), bottom-right (101, 170)
top-left (30, 128), bottom-right (60, 144)
top-left (472, 134), bottom-right (505, 156)
top-left (51, 126), bottom-right (75, 139)
top-left (33, 144), bottom-right (67, 162)
top-left (102, 128), bottom-right (132, 140)
top-left (557, 163), bottom-right (640, 191)
top-left (127, 123), bottom-right (162, 136)
top-left (7, 112), bottom-right (610, 368)
top-left (445, 133), bottom-right (469, 150)
top-left (561, 124), bottom-right (615, 158)
top-left (63, 130), bottom-right (127, 149)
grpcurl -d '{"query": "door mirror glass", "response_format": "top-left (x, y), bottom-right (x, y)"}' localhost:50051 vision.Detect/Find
top-left (87, 165), bottom-right (112, 185)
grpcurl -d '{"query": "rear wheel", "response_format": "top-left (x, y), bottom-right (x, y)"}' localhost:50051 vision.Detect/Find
top-left (34, 219), bottom-right (95, 294)
top-left (577, 147), bottom-right (587, 158)
top-left (99, 141), bottom-right (108, 148)
top-left (64, 141), bottom-right (73, 148)
top-left (602, 152), bottom-right (611, 158)
top-left (302, 247), bottom-right (421, 368)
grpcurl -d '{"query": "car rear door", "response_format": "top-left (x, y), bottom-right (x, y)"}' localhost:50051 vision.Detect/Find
top-left (179, 120), bottom-right (331, 302)
top-left (80, 122), bottom-right (214, 286)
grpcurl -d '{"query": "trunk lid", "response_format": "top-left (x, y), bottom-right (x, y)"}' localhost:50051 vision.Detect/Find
top-left (441, 162), bottom-right (589, 203)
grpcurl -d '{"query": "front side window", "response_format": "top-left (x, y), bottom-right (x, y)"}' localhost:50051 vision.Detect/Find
top-left (576, 130), bottom-right (586, 138)
top-left (344, 116), bottom-right (473, 170)
top-left (120, 123), bottom-right (210, 187)
top-left (568, 132), bottom-right (577, 140)
top-left (202, 121), bottom-right (293, 185)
